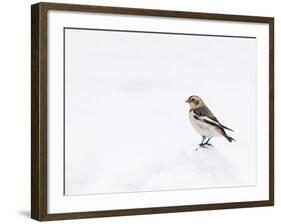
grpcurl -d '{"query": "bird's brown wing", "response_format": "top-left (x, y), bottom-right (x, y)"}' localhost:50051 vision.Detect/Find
top-left (193, 106), bottom-right (234, 132)
top-left (193, 106), bottom-right (219, 122)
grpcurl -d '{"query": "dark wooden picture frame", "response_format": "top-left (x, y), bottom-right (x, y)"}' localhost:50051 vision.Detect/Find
top-left (31, 2), bottom-right (274, 221)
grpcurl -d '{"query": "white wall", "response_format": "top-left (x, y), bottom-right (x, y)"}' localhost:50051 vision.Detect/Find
top-left (0, 0), bottom-right (279, 223)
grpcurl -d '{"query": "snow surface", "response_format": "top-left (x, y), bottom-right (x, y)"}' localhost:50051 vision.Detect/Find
top-left (64, 28), bottom-right (257, 195)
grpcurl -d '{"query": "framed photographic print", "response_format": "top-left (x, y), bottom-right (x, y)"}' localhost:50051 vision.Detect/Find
top-left (31, 2), bottom-right (274, 221)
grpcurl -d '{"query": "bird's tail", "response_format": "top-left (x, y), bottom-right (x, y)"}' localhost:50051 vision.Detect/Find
top-left (220, 129), bottom-right (235, 142)
top-left (224, 134), bottom-right (235, 142)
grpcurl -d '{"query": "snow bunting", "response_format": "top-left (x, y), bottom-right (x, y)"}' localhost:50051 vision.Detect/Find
top-left (185, 95), bottom-right (235, 149)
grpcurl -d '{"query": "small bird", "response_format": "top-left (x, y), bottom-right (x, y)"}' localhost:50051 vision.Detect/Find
top-left (185, 95), bottom-right (235, 149)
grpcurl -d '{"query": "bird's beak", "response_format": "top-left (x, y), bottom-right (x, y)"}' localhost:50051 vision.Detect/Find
top-left (185, 99), bottom-right (190, 103)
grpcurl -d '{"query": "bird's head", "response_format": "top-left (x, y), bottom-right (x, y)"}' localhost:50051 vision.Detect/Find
top-left (185, 95), bottom-right (204, 109)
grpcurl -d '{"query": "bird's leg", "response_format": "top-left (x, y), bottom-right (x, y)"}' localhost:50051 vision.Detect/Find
top-left (196, 137), bottom-right (206, 150)
top-left (203, 138), bottom-right (213, 147)
top-left (198, 136), bottom-right (207, 148)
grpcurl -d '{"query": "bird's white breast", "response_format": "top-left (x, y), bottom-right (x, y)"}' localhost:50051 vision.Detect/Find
top-left (189, 110), bottom-right (221, 138)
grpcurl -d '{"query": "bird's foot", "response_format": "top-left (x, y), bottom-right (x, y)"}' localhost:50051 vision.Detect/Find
top-left (196, 143), bottom-right (213, 150)
top-left (205, 143), bottom-right (213, 147)
top-left (198, 143), bottom-right (208, 148)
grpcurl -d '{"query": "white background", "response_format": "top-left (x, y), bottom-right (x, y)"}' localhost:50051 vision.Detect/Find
top-left (64, 28), bottom-right (257, 195)
top-left (0, 0), bottom-right (279, 223)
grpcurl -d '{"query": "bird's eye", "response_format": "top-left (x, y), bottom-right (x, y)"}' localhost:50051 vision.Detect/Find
top-left (192, 98), bottom-right (195, 101)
